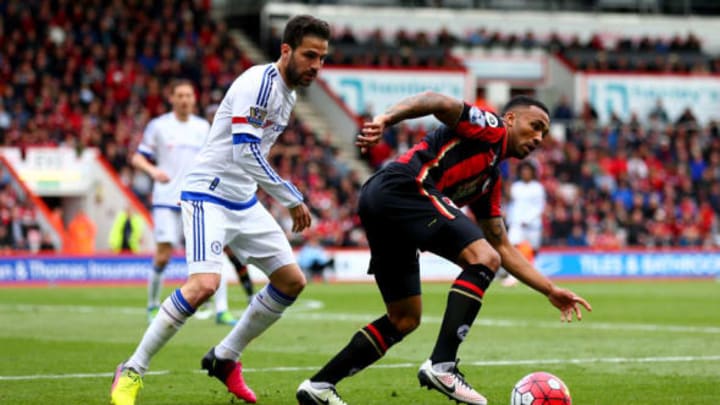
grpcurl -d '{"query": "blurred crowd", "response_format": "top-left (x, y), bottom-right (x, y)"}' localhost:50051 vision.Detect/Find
top-left (0, 168), bottom-right (53, 253)
top-left (538, 98), bottom-right (720, 249)
top-left (2, 0), bottom-right (718, 252)
top-left (267, 24), bottom-right (720, 73)
top-left (367, 97), bottom-right (720, 249)
top-left (0, 0), bottom-right (365, 251)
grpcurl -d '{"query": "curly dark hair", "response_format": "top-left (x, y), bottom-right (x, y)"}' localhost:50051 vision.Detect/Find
top-left (282, 15), bottom-right (331, 49)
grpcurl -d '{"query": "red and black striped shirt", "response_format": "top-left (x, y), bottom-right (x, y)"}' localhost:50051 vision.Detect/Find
top-left (386, 103), bottom-right (507, 219)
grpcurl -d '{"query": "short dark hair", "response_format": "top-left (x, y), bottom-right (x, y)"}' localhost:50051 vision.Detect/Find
top-left (170, 79), bottom-right (195, 93)
top-left (501, 95), bottom-right (549, 116)
top-left (282, 15), bottom-right (331, 49)
top-left (517, 161), bottom-right (537, 177)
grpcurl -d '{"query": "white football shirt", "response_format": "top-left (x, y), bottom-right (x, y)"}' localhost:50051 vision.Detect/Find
top-left (182, 63), bottom-right (303, 208)
top-left (137, 112), bottom-right (210, 208)
top-left (507, 179), bottom-right (546, 228)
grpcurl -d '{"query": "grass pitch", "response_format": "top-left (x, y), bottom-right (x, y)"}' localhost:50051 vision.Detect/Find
top-left (1, 280), bottom-right (719, 404)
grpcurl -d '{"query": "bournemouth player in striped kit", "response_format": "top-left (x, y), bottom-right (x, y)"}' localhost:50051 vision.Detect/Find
top-left (297, 93), bottom-right (592, 405)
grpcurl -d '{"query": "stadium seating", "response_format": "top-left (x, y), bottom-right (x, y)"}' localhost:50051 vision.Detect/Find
top-left (2, 1), bottom-right (718, 251)
top-left (370, 102), bottom-right (720, 248)
top-left (0, 0), bottom-right (365, 251)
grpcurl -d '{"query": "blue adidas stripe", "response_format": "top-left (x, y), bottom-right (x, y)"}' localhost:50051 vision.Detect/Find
top-left (192, 201), bottom-right (200, 261)
top-left (283, 182), bottom-right (304, 201)
top-left (181, 191), bottom-right (258, 211)
top-left (259, 71), bottom-right (277, 107)
top-left (250, 143), bottom-right (282, 182)
top-left (267, 284), bottom-right (296, 306)
top-left (232, 133), bottom-right (261, 144)
top-left (199, 202), bottom-right (205, 260)
top-left (171, 289), bottom-right (195, 315)
top-left (249, 144), bottom-right (303, 201)
top-left (255, 65), bottom-right (273, 105)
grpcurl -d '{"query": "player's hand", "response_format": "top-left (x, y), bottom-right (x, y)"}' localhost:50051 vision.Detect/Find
top-left (289, 203), bottom-right (312, 233)
top-left (547, 286), bottom-right (592, 322)
top-left (356, 114), bottom-right (389, 154)
top-left (152, 169), bottom-right (171, 183)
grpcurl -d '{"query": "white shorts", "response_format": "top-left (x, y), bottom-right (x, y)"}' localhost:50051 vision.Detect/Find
top-left (153, 207), bottom-right (183, 246)
top-left (507, 222), bottom-right (542, 250)
top-left (181, 198), bottom-right (295, 276)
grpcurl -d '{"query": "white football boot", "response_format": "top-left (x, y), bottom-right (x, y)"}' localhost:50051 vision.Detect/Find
top-left (417, 359), bottom-right (488, 405)
top-left (296, 379), bottom-right (348, 405)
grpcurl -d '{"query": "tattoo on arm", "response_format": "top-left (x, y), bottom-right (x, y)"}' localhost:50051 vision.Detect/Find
top-left (385, 91), bottom-right (463, 127)
top-left (481, 217), bottom-right (507, 246)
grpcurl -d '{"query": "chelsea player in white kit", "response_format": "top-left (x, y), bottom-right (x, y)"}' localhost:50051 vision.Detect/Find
top-left (131, 80), bottom-right (238, 326)
top-left (111, 15), bottom-right (331, 405)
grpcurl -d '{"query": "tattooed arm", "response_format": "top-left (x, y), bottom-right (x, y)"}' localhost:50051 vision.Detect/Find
top-left (356, 91), bottom-right (464, 152)
top-left (479, 217), bottom-right (593, 322)
top-left (479, 217), bottom-right (554, 295)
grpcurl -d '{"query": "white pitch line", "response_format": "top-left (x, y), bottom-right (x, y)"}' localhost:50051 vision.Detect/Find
top-left (0, 370), bottom-right (169, 381)
top-left (286, 312), bottom-right (720, 335)
top-left (2, 303), bottom-right (720, 334)
top-left (243, 354), bottom-right (720, 372)
top-left (2, 355), bottom-right (719, 381)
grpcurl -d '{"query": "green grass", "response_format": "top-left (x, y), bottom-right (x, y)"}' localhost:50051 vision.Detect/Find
top-left (1, 280), bottom-right (719, 404)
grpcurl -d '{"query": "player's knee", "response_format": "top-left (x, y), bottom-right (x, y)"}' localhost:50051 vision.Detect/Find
top-left (154, 258), bottom-right (170, 270)
top-left (461, 239), bottom-right (501, 271)
top-left (483, 247), bottom-right (501, 271)
top-left (284, 276), bottom-right (306, 296)
top-left (389, 313), bottom-right (421, 334)
top-left (183, 276), bottom-right (220, 305)
top-left (154, 254), bottom-right (171, 269)
top-left (274, 273), bottom-right (306, 297)
top-left (154, 245), bottom-right (173, 268)
top-left (269, 264), bottom-right (307, 297)
top-left (195, 282), bottom-right (218, 302)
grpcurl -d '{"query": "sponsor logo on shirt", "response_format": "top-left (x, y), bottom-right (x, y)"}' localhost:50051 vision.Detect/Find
top-left (469, 107), bottom-right (486, 127)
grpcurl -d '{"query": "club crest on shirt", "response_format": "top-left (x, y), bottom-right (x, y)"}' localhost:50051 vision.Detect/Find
top-left (485, 111), bottom-right (499, 127)
top-left (247, 106), bottom-right (267, 128)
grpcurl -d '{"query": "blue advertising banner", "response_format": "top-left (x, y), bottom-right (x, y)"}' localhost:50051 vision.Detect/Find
top-left (0, 251), bottom-right (717, 283)
top-left (0, 256), bottom-right (189, 283)
top-left (536, 251), bottom-right (720, 278)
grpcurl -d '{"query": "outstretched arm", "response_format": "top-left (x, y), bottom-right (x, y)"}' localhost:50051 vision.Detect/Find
top-left (356, 91), bottom-right (464, 152)
top-left (130, 152), bottom-right (170, 183)
top-left (479, 217), bottom-right (592, 322)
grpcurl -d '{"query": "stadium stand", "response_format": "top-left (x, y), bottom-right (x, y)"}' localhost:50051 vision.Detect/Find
top-left (264, 16), bottom-right (720, 248)
top-left (0, 0), bottom-right (367, 251)
top-left (1, 0), bottom-right (719, 252)
top-left (368, 97), bottom-right (720, 248)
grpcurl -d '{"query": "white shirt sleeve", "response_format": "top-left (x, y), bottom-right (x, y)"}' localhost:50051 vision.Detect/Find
top-left (228, 71), bottom-right (304, 208)
top-left (137, 118), bottom-right (158, 159)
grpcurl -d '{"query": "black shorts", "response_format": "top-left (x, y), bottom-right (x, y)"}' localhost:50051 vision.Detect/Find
top-left (359, 169), bottom-right (484, 302)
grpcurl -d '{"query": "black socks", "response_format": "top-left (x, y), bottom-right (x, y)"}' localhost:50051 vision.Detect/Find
top-left (430, 264), bottom-right (495, 364)
top-left (311, 315), bottom-right (405, 385)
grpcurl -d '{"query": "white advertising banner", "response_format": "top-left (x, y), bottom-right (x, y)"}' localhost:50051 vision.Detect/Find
top-left (0, 147), bottom-right (96, 195)
top-left (319, 67), bottom-right (471, 127)
top-left (463, 57), bottom-right (545, 82)
top-left (579, 74), bottom-right (720, 125)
